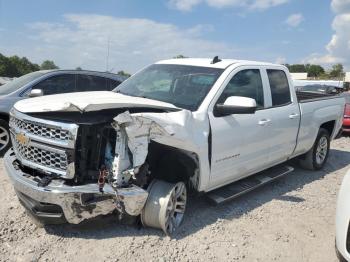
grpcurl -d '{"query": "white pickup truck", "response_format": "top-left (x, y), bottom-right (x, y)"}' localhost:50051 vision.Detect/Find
top-left (4, 58), bottom-right (345, 235)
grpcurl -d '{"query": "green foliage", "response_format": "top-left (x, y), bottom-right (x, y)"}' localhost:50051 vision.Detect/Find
top-left (0, 53), bottom-right (61, 77)
top-left (0, 53), bottom-right (40, 77)
top-left (286, 64), bottom-right (307, 73)
top-left (329, 63), bottom-right (344, 78)
top-left (173, 55), bottom-right (188, 59)
top-left (117, 70), bottom-right (131, 77)
top-left (286, 63), bottom-right (328, 78)
top-left (305, 64), bottom-right (325, 77)
top-left (40, 60), bottom-right (59, 70)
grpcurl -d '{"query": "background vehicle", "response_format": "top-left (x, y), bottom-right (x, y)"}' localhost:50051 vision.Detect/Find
top-left (294, 80), bottom-right (344, 94)
top-left (336, 169), bottom-right (350, 261)
top-left (4, 58), bottom-right (345, 235)
top-left (0, 70), bottom-right (127, 155)
top-left (342, 94), bottom-right (350, 133)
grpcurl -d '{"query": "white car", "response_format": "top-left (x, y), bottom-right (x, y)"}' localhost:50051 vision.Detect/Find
top-left (336, 170), bottom-right (350, 261)
top-left (4, 58), bottom-right (346, 235)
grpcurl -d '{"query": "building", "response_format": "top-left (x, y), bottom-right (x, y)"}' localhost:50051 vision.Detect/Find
top-left (290, 72), bottom-right (308, 80)
top-left (345, 72), bottom-right (350, 82)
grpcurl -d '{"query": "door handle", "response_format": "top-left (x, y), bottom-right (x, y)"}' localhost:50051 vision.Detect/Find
top-left (258, 119), bottom-right (271, 126)
top-left (289, 113), bottom-right (299, 119)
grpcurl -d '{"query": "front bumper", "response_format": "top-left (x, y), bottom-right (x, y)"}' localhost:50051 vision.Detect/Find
top-left (4, 149), bottom-right (148, 224)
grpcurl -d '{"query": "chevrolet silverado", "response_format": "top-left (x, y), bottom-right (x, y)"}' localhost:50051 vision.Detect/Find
top-left (4, 58), bottom-right (345, 235)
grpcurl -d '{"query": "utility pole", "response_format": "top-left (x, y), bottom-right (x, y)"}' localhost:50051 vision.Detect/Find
top-left (106, 36), bottom-right (110, 72)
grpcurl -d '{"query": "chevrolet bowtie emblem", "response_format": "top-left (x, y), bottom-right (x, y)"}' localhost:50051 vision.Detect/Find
top-left (16, 133), bottom-right (30, 146)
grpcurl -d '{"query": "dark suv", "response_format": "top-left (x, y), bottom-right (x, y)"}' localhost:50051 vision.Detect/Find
top-left (0, 70), bottom-right (127, 155)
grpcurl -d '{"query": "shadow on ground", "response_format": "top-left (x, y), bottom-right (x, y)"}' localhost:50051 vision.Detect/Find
top-left (43, 148), bottom-right (350, 240)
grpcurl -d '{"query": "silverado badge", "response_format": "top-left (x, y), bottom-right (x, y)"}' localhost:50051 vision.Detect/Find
top-left (16, 133), bottom-right (30, 146)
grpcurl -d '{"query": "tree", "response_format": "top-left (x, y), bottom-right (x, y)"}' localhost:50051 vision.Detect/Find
top-left (0, 53), bottom-right (60, 77)
top-left (75, 67), bottom-right (82, 70)
top-left (173, 55), bottom-right (188, 59)
top-left (287, 64), bottom-right (306, 73)
top-left (0, 53), bottom-right (16, 77)
top-left (9, 56), bottom-right (40, 76)
top-left (306, 64), bottom-right (325, 78)
top-left (40, 60), bottom-right (59, 70)
top-left (329, 63), bottom-right (344, 78)
top-left (117, 70), bottom-right (131, 77)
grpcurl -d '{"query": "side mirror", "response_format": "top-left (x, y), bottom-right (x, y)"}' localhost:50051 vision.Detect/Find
top-left (214, 96), bottom-right (257, 117)
top-left (28, 89), bottom-right (43, 98)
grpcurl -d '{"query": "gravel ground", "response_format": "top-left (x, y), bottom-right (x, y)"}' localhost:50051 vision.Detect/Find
top-left (1, 137), bottom-right (350, 262)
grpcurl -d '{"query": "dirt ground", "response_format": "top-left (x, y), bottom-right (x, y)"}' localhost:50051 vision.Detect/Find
top-left (1, 137), bottom-right (350, 262)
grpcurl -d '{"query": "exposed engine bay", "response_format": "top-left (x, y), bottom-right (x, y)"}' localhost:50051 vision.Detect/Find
top-left (16, 107), bottom-right (201, 232)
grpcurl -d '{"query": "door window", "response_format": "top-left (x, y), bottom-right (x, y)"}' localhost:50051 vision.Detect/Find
top-left (267, 70), bottom-right (291, 106)
top-left (108, 79), bottom-right (121, 90)
top-left (76, 75), bottom-right (107, 92)
top-left (217, 69), bottom-right (264, 108)
top-left (34, 74), bottom-right (76, 95)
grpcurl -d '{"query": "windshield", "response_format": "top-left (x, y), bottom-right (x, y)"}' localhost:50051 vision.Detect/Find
top-left (114, 64), bottom-right (224, 110)
top-left (0, 71), bottom-right (47, 96)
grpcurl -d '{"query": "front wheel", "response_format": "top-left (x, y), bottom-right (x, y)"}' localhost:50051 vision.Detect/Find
top-left (141, 180), bottom-right (187, 235)
top-left (0, 119), bottom-right (10, 157)
top-left (299, 128), bottom-right (330, 170)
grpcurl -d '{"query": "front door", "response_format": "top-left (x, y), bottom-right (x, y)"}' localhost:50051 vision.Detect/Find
top-left (208, 68), bottom-right (272, 189)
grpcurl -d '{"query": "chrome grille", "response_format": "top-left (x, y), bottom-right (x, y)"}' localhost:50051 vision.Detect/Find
top-left (12, 134), bottom-right (68, 171)
top-left (10, 117), bottom-right (70, 141)
top-left (9, 109), bottom-right (78, 178)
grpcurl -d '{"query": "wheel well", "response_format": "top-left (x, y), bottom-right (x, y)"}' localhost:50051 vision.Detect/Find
top-left (147, 141), bottom-right (199, 189)
top-left (0, 113), bottom-right (9, 122)
top-left (320, 120), bottom-right (335, 136)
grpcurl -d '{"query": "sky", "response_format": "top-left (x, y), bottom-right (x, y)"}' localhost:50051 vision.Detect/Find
top-left (0, 0), bottom-right (349, 73)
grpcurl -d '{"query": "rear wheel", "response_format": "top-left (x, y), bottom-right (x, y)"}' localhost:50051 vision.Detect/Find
top-left (141, 180), bottom-right (187, 235)
top-left (0, 120), bottom-right (10, 157)
top-left (299, 128), bottom-right (330, 170)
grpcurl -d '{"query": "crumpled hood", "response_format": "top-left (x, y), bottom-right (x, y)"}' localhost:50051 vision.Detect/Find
top-left (13, 91), bottom-right (179, 113)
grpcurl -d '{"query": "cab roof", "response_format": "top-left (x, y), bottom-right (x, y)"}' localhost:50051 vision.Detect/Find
top-left (156, 58), bottom-right (279, 69)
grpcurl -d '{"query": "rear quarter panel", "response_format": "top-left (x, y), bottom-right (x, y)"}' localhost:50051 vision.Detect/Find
top-left (293, 97), bottom-right (344, 156)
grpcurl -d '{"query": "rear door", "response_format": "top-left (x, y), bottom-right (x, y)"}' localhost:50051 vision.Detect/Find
top-left (208, 66), bottom-right (273, 188)
top-left (263, 68), bottom-right (299, 164)
top-left (76, 74), bottom-right (108, 92)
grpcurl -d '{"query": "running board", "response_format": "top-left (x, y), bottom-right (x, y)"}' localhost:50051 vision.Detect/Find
top-left (207, 165), bottom-right (294, 205)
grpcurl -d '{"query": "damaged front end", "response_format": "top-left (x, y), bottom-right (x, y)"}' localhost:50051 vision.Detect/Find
top-left (6, 108), bottom-right (200, 231)
top-left (100, 111), bottom-right (171, 216)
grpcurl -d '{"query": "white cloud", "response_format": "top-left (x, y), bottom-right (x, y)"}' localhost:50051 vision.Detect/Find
top-left (249, 0), bottom-right (289, 10)
top-left (168, 0), bottom-right (289, 11)
top-left (331, 0), bottom-right (350, 13)
top-left (302, 53), bottom-right (344, 65)
top-left (2, 14), bottom-right (237, 73)
top-left (275, 56), bottom-right (286, 64)
top-left (285, 13), bottom-right (304, 27)
top-left (168, 0), bottom-right (202, 12)
top-left (304, 0), bottom-right (350, 70)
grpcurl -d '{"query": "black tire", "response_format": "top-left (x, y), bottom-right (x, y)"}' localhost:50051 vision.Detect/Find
top-left (299, 128), bottom-right (330, 170)
top-left (0, 119), bottom-right (11, 157)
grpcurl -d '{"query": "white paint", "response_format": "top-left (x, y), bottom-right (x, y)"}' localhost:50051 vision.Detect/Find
top-left (336, 169), bottom-right (350, 260)
top-left (13, 59), bottom-right (345, 194)
top-left (14, 91), bottom-right (178, 113)
top-left (156, 58), bottom-right (276, 69)
top-left (223, 96), bottom-right (257, 107)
